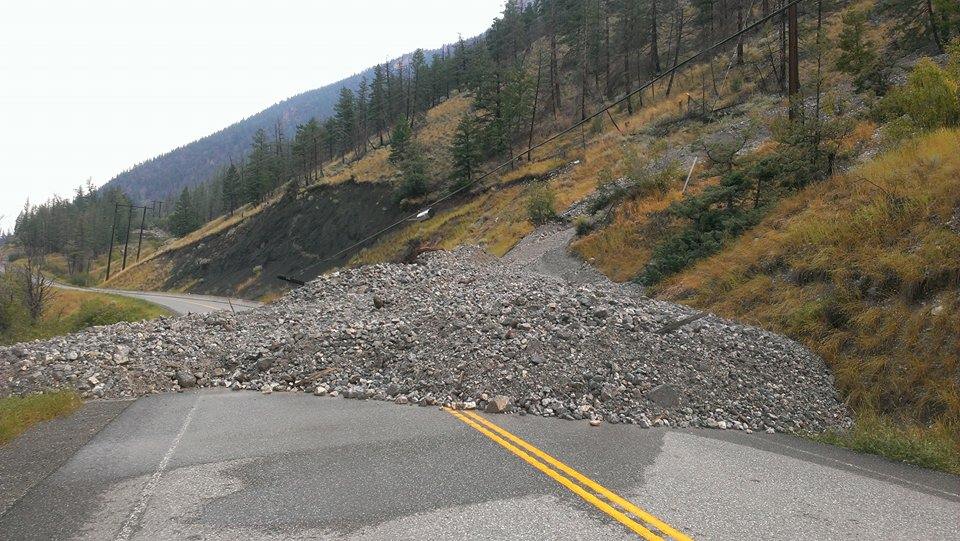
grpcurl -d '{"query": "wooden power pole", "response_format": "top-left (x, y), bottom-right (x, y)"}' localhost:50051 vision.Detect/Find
top-left (105, 203), bottom-right (118, 281)
top-left (136, 206), bottom-right (148, 262)
top-left (121, 205), bottom-right (133, 271)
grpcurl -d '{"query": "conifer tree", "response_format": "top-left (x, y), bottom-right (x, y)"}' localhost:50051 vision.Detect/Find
top-left (169, 187), bottom-right (201, 237)
top-left (333, 87), bottom-right (357, 161)
top-left (221, 163), bottom-right (241, 214)
top-left (397, 142), bottom-right (429, 200)
top-left (370, 64), bottom-right (388, 145)
top-left (451, 114), bottom-right (482, 188)
top-left (388, 120), bottom-right (413, 165)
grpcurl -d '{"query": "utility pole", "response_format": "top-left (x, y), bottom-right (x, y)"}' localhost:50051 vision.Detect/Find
top-left (136, 205), bottom-right (148, 262)
top-left (121, 205), bottom-right (133, 271)
top-left (787, 1), bottom-right (800, 119)
top-left (105, 203), bottom-right (118, 281)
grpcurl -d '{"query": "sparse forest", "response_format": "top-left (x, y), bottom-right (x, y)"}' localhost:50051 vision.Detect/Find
top-left (21, 0), bottom-right (960, 243)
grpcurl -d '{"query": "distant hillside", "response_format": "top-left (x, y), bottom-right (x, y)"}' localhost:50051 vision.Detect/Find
top-left (103, 48), bottom-right (444, 203)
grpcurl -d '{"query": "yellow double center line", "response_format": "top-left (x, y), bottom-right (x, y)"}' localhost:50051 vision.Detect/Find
top-left (444, 409), bottom-right (692, 541)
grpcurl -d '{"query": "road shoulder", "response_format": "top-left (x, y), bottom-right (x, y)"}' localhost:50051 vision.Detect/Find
top-left (0, 399), bottom-right (132, 516)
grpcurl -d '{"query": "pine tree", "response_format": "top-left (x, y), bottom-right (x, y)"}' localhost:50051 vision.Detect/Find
top-left (397, 142), bottom-right (429, 200)
top-left (371, 64), bottom-right (388, 146)
top-left (323, 117), bottom-right (338, 162)
top-left (333, 87), bottom-right (357, 161)
top-left (410, 49), bottom-right (429, 124)
top-left (356, 77), bottom-right (370, 156)
top-left (878, 0), bottom-right (956, 53)
top-left (388, 120), bottom-right (413, 165)
top-left (836, 8), bottom-right (887, 93)
top-left (221, 163), bottom-right (241, 214)
top-left (169, 187), bottom-right (201, 237)
top-left (293, 118), bottom-right (323, 185)
top-left (451, 114), bottom-right (482, 189)
top-left (244, 128), bottom-right (273, 203)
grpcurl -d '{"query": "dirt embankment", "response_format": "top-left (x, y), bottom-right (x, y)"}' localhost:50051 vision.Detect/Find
top-left (145, 181), bottom-right (407, 299)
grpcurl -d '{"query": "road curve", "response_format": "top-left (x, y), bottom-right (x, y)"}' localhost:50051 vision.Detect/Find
top-left (54, 284), bottom-right (262, 315)
top-left (1, 391), bottom-right (957, 540)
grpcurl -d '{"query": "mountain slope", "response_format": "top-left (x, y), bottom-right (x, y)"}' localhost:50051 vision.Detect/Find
top-left (103, 71), bottom-right (366, 203)
top-left (103, 47), bottom-right (445, 203)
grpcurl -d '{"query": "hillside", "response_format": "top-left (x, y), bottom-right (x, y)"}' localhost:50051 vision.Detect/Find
top-left (19, 0), bottom-right (960, 472)
top-left (654, 128), bottom-right (960, 467)
top-left (102, 47), bottom-right (447, 203)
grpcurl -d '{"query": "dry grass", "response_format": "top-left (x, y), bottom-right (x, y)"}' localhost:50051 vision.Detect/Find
top-left (571, 190), bottom-right (686, 281)
top-left (497, 157), bottom-right (568, 185)
top-left (320, 94), bottom-right (474, 187)
top-left (352, 182), bottom-right (533, 264)
top-left (102, 255), bottom-right (175, 292)
top-left (1, 287), bottom-right (171, 346)
top-left (655, 129), bottom-right (960, 453)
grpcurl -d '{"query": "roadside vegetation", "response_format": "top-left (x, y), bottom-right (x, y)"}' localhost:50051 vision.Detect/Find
top-left (0, 391), bottom-right (81, 446)
top-left (816, 413), bottom-right (960, 475)
top-left (1, 262), bottom-right (171, 346)
top-left (657, 128), bottom-right (960, 471)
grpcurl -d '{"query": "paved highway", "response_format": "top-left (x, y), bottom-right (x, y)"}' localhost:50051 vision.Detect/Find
top-left (54, 284), bottom-right (262, 315)
top-left (1, 390), bottom-right (957, 540)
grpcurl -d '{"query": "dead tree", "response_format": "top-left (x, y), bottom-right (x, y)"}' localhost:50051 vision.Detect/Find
top-left (20, 251), bottom-right (56, 322)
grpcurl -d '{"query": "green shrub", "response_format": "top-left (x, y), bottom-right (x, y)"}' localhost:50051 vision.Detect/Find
top-left (574, 215), bottom-right (594, 235)
top-left (730, 75), bottom-right (744, 93)
top-left (70, 299), bottom-right (128, 329)
top-left (526, 184), bottom-right (557, 225)
top-left (590, 115), bottom-right (604, 135)
top-left (623, 146), bottom-right (682, 197)
top-left (638, 171), bottom-right (768, 285)
top-left (948, 38), bottom-right (960, 81)
top-left (873, 58), bottom-right (960, 138)
top-left (67, 273), bottom-right (94, 287)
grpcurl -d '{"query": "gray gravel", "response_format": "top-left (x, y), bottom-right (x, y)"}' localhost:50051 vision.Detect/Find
top-left (0, 247), bottom-right (850, 433)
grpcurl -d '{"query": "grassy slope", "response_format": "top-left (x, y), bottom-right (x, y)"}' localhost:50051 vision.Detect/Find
top-left (321, 94), bottom-right (474, 186)
top-left (351, 65), bottom-right (717, 264)
top-left (654, 129), bottom-right (960, 471)
top-left (0, 391), bottom-right (81, 446)
top-left (1, 288), bottom-right (172, 346)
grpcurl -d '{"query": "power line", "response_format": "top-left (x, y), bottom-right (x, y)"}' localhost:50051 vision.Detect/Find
top-left (300, 0), bottom-right (807, 274)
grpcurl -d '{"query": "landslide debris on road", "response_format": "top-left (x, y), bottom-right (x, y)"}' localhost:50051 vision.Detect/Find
top-left (0, 248), bottom-right (849, 433)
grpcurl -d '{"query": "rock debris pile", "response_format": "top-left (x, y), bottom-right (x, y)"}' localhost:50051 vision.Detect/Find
top-left (0, 248), bottom-right (849, 433)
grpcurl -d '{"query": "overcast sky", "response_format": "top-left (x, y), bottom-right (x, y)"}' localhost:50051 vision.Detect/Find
top-left (0, 0), bottom-right (506, 231)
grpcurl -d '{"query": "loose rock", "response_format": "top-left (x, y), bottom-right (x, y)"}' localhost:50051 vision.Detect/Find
top-left (0, 247), bottom-right (849, 434)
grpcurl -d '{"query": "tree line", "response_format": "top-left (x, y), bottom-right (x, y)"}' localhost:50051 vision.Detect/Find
top-left (13, 182), bottom-right (139, 275)
top-left (19, 0), bottom-right (960, 246)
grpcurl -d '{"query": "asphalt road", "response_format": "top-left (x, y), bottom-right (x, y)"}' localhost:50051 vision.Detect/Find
top-left (54, 284), bottom-right (262, 315)
top-left (1, 391), bottom-right (957, 540)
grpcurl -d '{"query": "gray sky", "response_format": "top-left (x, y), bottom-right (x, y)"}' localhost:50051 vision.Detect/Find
top-left (0, 0), bottom-right (506, 231)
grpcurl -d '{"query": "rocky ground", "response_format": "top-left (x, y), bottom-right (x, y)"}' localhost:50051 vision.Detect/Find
top-left (1, 246), bottom-right (849, 434)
